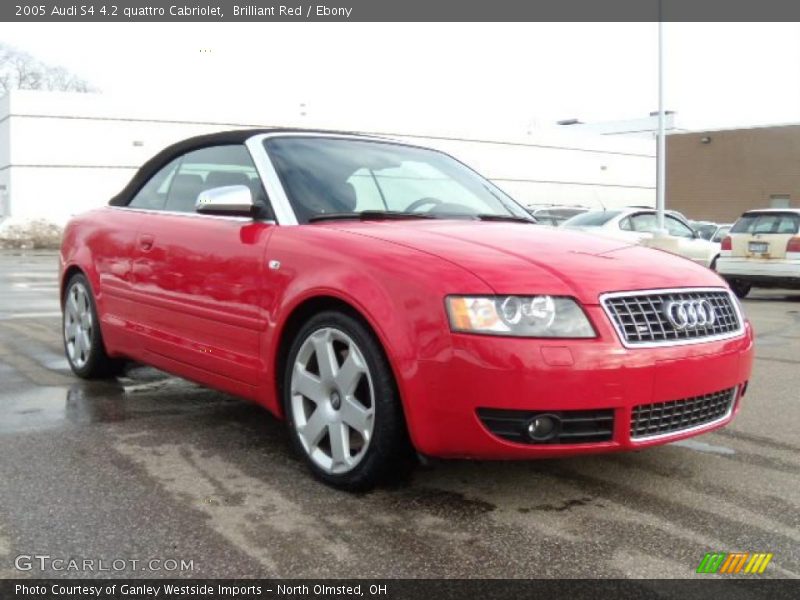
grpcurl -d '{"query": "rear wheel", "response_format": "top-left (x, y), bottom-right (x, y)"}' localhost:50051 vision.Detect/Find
top-left (63, 273), bottom-right (123, 379)
top-left (283, 311), bottom-right (410, 491)
top-left (729, 280), bottom-right (752, 299)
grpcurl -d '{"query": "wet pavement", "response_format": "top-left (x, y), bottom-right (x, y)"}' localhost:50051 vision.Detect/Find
top-left (0, 250), bottom-right (798, 579)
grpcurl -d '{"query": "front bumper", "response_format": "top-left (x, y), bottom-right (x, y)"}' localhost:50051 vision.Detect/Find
top-left (401, 305), bottom-right (755, 458)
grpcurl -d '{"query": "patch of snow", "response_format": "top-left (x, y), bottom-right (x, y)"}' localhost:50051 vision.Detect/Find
top-left (0, 217), bottom-right (64, 249)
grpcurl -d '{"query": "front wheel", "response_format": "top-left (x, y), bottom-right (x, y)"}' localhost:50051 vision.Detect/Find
top-left (63, 273), bottom-right (123, 379)
top-left (729, 280), bottom-right (752, 299)
top-left (283, 311), bottom-right (411, 491)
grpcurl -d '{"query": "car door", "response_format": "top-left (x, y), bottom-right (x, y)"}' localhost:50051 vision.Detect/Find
top-left (98, 157), bottom-right (182, 353)
top-left (664, 215), bottom-right (715, 266)
top-left (130, 144), bottom-right (275, 391)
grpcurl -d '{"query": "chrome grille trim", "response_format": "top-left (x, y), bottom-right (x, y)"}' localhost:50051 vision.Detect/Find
top-left (600, 287), bottom-right (745, 348)
top-left (630, 387), bottom-right (737, 441)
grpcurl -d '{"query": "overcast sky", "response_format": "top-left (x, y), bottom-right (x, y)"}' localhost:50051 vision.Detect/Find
top-left (3, 22), bottom-right (799, 133)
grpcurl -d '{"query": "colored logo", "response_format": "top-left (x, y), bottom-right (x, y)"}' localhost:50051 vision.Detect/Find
top-left (696, 552), bottom-right (773, 574)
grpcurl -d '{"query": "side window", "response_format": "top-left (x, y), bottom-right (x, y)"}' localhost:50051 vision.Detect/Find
top-left (777, 215), bottom-right (800, 233)
top-left (619, 217), bottom-right (632, 231)
top-left (128, 158), bottom-right (181, 210)
top-left (630, 213), bottom-right (658, 232)
top-left (164, 145), bottom-right (270, 214)
top-left (665, 216), bottom-right (695, 239)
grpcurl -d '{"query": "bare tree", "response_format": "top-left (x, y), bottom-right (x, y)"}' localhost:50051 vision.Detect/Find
top-left (0, 42), bottom-right (94, 96)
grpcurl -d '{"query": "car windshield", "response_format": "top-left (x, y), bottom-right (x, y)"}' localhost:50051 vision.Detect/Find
top-left (562, 210), bottom-right (621, 227)
top-left (691, 222), bottom-right (718, 240)
top-left (535, 208), bottom-right (586, 219)
top-left (264, 137), bottom-right (531, 224)
top-left (730, 212), bottom-right (800, 235)
top-left (264, 136), bottom-right (533, 223)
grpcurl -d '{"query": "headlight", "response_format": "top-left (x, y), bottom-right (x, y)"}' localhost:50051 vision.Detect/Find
top-left (446, 295), bottom-right (595, 338)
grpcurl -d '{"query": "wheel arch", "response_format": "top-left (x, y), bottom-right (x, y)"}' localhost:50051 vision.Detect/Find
top-left (60, 265), bottom-right (87, 306)
top-left (272, 294), bottom-right (407, 423)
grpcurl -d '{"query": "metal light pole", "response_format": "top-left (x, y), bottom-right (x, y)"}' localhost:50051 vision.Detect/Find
top-left (656, 4), bottom-right (666, 233)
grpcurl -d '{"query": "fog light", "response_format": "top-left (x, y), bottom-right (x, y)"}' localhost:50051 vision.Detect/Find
top-left (526, 414), bottom-right (560, 441)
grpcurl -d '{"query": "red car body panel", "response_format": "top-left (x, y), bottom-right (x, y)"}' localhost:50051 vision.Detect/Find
top-left (60, 212), bottom-right (754, 458)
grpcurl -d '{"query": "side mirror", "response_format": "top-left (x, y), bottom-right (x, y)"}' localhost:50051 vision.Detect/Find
top-left (195, 185), bottom-right (255, 217)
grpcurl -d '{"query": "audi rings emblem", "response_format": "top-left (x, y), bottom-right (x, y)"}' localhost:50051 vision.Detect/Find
top-left (664, 299), bottom-right (716, 330)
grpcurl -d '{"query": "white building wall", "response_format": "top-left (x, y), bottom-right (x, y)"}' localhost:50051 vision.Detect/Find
top-left (0, 94), bottom-right (10, 219)
top-left (1, 90), bottom-right (656, 224)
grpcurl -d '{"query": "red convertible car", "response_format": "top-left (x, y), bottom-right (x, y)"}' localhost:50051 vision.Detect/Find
top-left (60, 130), bottom-right (754, 489)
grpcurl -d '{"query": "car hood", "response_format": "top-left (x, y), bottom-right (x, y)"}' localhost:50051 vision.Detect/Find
top-left (322, 220), bottom-right (724, 304)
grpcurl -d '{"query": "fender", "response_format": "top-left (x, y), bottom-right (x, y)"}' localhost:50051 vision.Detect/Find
top-left (255, 225), bottom-right (493, 451)
top-left (60, 221), bottom-right (101, 307)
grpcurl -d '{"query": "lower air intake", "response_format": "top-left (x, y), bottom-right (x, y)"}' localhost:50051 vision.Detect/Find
top-left (630, 387), bottom-right (736, 440)
top-left (477, 408), bottom-right (614, 445)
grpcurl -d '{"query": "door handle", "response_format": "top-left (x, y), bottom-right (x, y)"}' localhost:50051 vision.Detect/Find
top-left (138, 234), bottom-right (154, 252)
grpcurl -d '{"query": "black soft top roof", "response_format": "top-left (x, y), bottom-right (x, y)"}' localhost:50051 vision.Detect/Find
top-left (108, 127), bottom-right (370, 207)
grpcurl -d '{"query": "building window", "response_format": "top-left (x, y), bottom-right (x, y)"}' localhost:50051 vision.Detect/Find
top-left (769, 194), bottom-right (791, 208)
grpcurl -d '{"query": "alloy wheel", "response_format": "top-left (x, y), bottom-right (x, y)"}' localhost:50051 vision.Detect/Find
top-left (290, 327), bottom-right (375, 474)
top-left (64, 282), bottom-right (93, 369)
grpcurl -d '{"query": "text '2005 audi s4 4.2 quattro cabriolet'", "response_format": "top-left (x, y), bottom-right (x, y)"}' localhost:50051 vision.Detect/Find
top-left (60, 130), bottom-right (754, 490)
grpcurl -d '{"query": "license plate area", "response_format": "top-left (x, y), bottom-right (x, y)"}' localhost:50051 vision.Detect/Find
top-left (748, 241), bottom-right (768, 254)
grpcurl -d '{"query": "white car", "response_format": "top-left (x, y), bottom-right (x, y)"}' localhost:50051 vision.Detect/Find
top-left (526, 205), bottom-right (589, 226)
top-left (691, 220), bottom-right (720, 241)
top-left (716, 208), bottom-right (800, 298)
top-left (562, 208), bottom-right (720, 268)
top-left (692, 222), bottom-right (732, 243)
top-left (711, 224), bottom-right (732, 243)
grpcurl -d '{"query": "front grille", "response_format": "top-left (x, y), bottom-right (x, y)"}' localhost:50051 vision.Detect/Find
top-left (601, 289), bottom-right (742, 346)
top-left (630, 387), bottom-right (736, 440)
top-left (477, 408), bottom-right (614, 445)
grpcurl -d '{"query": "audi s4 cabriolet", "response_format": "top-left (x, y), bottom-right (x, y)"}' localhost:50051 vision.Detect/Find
top-left (60, 129), bottom-right (754, 490)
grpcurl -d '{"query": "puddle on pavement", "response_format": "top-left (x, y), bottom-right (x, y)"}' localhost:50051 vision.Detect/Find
top-left (0, 384), bottom-right (127, 433)
top-left (0, 368), bottom-right (238, 433)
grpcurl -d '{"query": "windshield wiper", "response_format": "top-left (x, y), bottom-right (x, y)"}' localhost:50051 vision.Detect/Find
top-left (475, 214), bottom-right (537, 224)
top-left (308, 211), bottom-right (437, 223)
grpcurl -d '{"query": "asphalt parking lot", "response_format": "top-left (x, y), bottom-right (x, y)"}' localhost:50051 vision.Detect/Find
top-left (0, 250), bottom-right (798, 580)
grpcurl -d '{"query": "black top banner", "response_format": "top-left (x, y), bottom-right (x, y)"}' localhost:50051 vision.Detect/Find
top-left (5, 0), bottom-right (800, 22)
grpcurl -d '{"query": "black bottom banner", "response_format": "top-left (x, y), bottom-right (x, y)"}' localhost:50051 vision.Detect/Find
top-left (1, 579), bottom-right (798, 600)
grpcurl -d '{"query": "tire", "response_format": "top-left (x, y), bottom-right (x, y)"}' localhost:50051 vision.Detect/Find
top-left (63, 273), bottom-right (124, 379)
top-left (282, 310), bottom-right (411, 491)
top-left (729, 280), bottom-right (752, 299)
